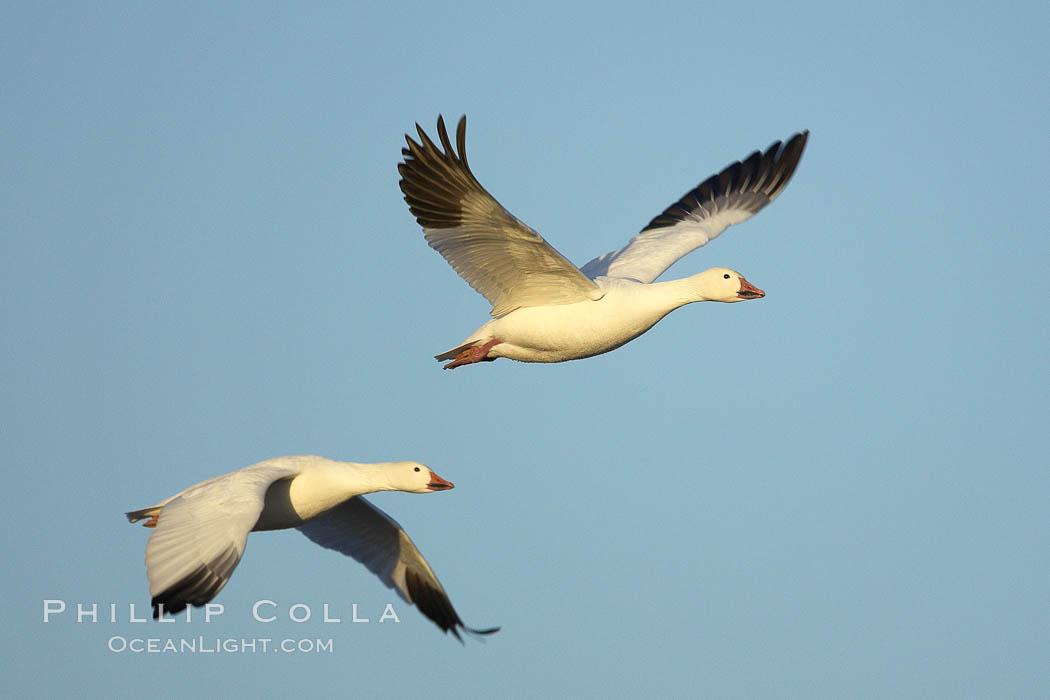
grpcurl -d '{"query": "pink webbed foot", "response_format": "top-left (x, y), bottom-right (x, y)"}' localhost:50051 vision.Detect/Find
top-left (442, 339), bottom-right (501, 370)
top-left (143, 515), bottom-right (159, 528)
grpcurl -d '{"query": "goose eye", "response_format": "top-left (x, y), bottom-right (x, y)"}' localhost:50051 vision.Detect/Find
top-left (414, 467), bottom-right (420, 472)
top-left (723, 273), bottom-right (730, 279)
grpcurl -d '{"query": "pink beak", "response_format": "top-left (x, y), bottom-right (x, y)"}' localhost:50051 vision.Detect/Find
top-left (737, 277), bottom-right (765, 299)
top-left (427, 470), bottom-right (455, 491)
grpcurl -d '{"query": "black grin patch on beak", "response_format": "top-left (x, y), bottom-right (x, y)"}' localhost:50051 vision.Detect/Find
top-left (738, 290), bottom-right (762, 298)
top-left (428, 482), bottom-right (452, 490)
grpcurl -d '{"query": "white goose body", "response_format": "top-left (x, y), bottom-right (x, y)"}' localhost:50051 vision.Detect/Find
top-left (450, 274), bottom-right (732, 364)
top-left (126, 455), bottom-right (497, 641)
top-left (399, 116), bottom-right (807, 369)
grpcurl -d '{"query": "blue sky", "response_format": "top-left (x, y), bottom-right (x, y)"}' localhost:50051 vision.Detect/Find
top-left (3, 1), bottom-right (1047, 697)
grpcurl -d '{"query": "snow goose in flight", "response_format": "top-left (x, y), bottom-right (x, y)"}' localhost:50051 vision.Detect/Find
top-left (126, 455), bottom-right (498, 641)
top-left (399, 116), bottom-right (808, 369)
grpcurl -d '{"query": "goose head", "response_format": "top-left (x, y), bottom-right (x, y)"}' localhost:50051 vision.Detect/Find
top-left (694, 267), bottom-right (765, 303)
top-left (383, 461), bottom-right (455, 494)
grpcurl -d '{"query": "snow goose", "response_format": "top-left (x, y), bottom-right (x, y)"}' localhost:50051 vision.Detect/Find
top-left (126, 455), bottom-right (498, 641)
top-left (399, 116), bottom-right (808, 369)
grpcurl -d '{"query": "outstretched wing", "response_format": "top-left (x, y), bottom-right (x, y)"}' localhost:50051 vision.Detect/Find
top-left (298, 495), bottom-right (498, 642)
top-left (399, 115), bottom-right (603, 317)
top-left (142, 464), bottom-right (299, 617)
top-left (581, 131), bottom-right (808, 283)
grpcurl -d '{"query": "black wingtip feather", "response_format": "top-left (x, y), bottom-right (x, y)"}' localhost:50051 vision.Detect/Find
top-left (404, 568), bottom-right (498, 643)
top-left (399, 115), bottom-right (483, 230)
top-left (640, 130), bottom-right (809, 233)
top-left (455, 115), bottom-right (469, 171)
top-left (149, 548), bottom-right (237, 619)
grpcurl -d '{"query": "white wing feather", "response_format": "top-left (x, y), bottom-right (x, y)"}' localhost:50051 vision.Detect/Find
top-left (581, 131), bottom-right (809, 284)
top-left (400, 116), bottom-right (603, 317)
top-left (297, 496), bottom-right (497, 640)
top-left (143, 463), bottom-right (300, 614)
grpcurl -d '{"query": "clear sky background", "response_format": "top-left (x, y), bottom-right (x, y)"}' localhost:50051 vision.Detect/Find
top-left (3, 2), bottom-right (1047, 698)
